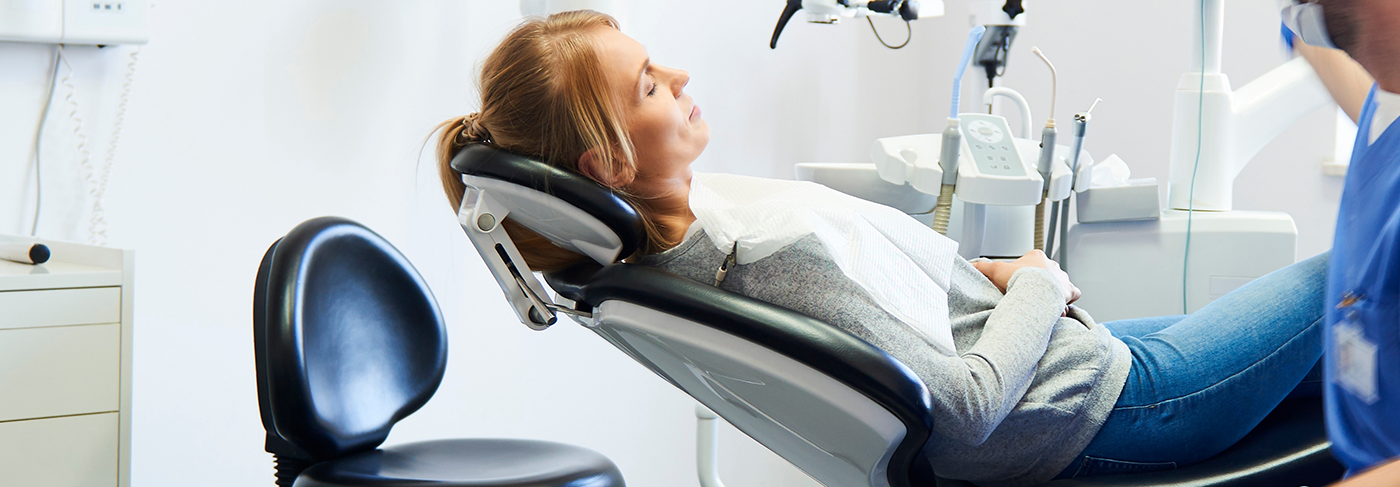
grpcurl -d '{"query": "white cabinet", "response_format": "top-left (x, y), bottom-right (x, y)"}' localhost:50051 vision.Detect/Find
top-left (0, 237), bottom-right (132, 487)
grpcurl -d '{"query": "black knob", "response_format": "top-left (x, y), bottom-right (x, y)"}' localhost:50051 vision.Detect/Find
top-left (1002, 0), bottom-right (1024, 19)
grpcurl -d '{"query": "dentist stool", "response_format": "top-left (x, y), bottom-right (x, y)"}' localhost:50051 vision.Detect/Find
top-left (253, 217), bottom-right (626, 487)
top-left (449, 143), bottom-right (1342, 487)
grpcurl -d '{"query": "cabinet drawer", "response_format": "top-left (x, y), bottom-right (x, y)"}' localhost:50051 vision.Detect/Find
top-left (0, 287), bottom-right (121, 331)
top-left (0, 413), bottom-right (118, 487)
top-left (0, 324), bottom-right (119, 422)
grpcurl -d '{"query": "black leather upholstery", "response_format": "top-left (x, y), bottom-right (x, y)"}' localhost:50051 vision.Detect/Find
top-left (450, 144), bottom-right (646, 261)
top-left (546, 261), bottom-right (934, 487)
top-left (255, 217), bottom-right (447, 461)
top-left (255, 217), bottom-right (626, 487)
top-left (295, 439), bottom-right (623, 487)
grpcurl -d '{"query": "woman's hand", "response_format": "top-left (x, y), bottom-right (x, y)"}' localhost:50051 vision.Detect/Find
top-left (972, 250), bottom-right (1081, 305)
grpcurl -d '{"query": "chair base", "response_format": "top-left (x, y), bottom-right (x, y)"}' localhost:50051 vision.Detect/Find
top-left (292, 438), bottom-right (625, 487)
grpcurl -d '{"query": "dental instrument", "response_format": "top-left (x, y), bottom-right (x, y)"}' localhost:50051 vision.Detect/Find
top-left (1031, 46), bottom-right (1058, 252)
top-left (931, 26), bottom-right (987, 235)
top-left (1046, 98), bottom-right (1101, 261)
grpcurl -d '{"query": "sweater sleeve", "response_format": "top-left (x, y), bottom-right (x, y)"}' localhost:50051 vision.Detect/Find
top-left (937, 267), bottom-right (1068, 444)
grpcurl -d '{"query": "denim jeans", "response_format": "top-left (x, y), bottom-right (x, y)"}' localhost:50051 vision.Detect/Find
top-left (1056, 253), bottom-right (1328, 479)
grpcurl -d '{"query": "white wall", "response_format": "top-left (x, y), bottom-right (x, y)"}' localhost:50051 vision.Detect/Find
top-left (0, 1), bottom-right (1344, 486)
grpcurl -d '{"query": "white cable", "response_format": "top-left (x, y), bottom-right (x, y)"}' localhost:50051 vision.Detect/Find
top-left (57, 45), bottom-right (140, 247)
top-left (57, 45), bottom-right (101, 245)
top-left (90, 47), bottom-right (140, 247)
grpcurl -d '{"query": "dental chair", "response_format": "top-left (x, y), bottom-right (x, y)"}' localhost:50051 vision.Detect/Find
top-left (253, 217), bottom-right (626, 487)
top-left (449, 143), bottom-right (1344, 487)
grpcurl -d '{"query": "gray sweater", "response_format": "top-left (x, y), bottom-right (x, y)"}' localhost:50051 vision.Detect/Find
top-left (640, 229), bottom-right (1132, 486)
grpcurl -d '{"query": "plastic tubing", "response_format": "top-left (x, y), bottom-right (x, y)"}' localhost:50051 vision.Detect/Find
top-left (951, 26), bottom-right (987, 118)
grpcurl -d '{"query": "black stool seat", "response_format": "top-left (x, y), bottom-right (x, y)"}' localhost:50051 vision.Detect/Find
top-left (295, 439), bottom-right (624, 487)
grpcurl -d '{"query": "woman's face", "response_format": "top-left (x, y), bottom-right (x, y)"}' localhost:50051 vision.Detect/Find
top-left (593, 27), bottom-right (709, 190)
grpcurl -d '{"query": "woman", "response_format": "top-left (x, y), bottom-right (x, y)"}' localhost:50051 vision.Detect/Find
top-left (435, 11), bottom-right (1325, 486)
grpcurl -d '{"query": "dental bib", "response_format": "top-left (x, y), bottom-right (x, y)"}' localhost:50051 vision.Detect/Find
top-left (689, 172), bottom-right (960, 356)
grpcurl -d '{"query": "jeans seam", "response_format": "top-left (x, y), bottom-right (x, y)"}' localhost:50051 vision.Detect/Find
top-left (1113, 314), bottom-right (1324, 411)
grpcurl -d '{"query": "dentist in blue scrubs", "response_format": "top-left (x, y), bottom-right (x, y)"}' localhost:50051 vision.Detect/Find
top-left (1288, 0), bottom-right (1400, 478)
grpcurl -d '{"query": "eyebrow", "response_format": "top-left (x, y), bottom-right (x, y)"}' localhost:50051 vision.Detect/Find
top-left (636, 58), bottom-right (650, 96)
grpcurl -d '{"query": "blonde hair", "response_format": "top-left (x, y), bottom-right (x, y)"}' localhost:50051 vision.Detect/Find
top-left (436, 10), bottom-right (677, 272)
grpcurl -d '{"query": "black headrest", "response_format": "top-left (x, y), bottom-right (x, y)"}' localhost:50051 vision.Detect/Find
top-left (450, 144), bottom-right (647, 261)
top-left (254, 217), bottom-right (447, 461)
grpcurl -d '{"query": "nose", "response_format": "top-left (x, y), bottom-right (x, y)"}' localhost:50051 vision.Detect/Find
top-left (663, 66), bottom-right (689, 97)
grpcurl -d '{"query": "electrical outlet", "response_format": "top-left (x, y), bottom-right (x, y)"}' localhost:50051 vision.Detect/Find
top-left (61, 0), bottom-right (147, 45)
top-left (0, 0), bottom-right (64, 43)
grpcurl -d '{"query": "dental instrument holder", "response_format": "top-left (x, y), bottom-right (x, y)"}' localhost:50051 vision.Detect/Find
top-left (931, 118), bottom-right (961, 234)
top-left (872, 113), bottom-right (1074, 256)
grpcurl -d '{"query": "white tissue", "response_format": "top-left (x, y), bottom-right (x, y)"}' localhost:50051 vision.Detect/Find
top-left (1090, 154), bottom-right (1133, 188)
top-left (690, 173), bottom-right (960, 356)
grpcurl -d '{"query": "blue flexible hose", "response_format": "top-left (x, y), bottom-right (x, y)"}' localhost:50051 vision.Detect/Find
top-left (952, 26), bottom-right (987, 118)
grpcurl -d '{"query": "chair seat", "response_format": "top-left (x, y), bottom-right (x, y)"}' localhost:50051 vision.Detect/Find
top-left (935, 398), bottom-right (1343, 487)
top-left (293, 439), bottom-right (625, 487)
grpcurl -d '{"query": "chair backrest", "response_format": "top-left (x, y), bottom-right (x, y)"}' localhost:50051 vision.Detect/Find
top-left (254, 217), bottom-right (447, 463)
top-left (454, 144), bottom-right (935, 487)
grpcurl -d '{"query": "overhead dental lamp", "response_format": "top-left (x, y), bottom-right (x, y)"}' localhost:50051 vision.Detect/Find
top-left (769, 0), bottom-right (944, 48)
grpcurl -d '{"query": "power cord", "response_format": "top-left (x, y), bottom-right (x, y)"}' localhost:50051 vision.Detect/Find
top-left (53, 44), bottom-right (140, 247)
top-left (867, 17), bottom-right (911, 49)
top-left (56, 45), bottom-right (97, 244)
top-left (1183, 0), bottom-right (1207, 314)
top-left (92, 47), bottom-right (141, 247)
top-left (29, 47), bottom-right (61, 237)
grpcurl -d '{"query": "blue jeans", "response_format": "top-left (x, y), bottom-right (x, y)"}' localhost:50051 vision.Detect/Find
top-left (1056, 253), bottom-right (1328, 479)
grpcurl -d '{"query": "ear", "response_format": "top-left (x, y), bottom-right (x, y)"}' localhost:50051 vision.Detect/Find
top-left (577, 149), bottom-right (636, 188)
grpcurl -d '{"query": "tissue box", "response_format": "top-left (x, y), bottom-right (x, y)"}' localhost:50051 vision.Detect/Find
top-left (1076, 178), bottom-right (1161, 222)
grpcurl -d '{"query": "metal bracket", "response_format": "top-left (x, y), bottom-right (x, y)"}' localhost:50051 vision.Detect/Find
top-left (458, 185), bottom-right (595, 330)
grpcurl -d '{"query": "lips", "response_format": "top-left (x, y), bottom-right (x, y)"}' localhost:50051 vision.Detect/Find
top-left (690, 103), bottom-right (701, 120)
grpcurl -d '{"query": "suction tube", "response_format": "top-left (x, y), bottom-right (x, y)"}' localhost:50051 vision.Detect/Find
top-left (951, 26), bottom-right (988, 119)
top-left (932, 26), bottom-right (989, 235)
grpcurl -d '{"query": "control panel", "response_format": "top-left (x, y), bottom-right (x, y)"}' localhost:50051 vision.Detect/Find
top-left (960, 114), bottom-right (1026, 178)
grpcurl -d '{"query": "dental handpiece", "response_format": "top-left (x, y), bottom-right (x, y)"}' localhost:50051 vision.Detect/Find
top-left (931, 118), bottom-right (962, 235)
top-left (1031, 46), bottom-right (1059, 252)
top-left (1054, 98), bottom-right (1102, 266)
top-left (1033, 123), bottom-right (1057, 251)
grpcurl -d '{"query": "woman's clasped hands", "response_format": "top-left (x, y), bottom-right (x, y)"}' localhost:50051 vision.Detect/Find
top-left (972, 250), bottom-right (1082, 308)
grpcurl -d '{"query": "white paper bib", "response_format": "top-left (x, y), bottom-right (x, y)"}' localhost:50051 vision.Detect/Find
top-left (690, 172), bottom-right (960, 355)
